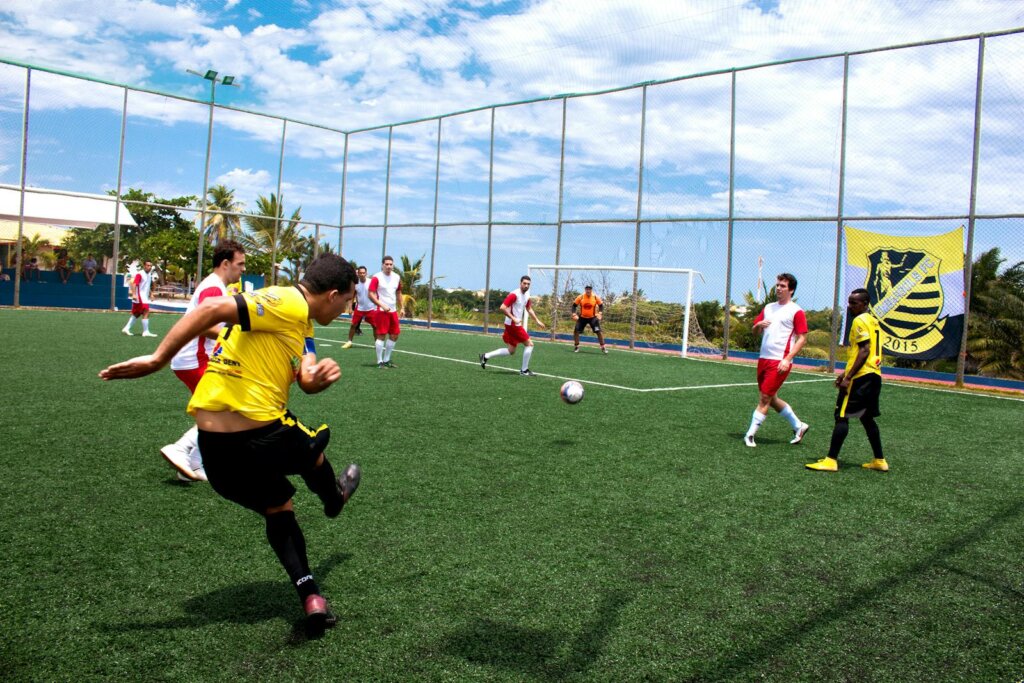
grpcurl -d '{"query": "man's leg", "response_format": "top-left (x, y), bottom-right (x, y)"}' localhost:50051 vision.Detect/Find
top-left (744, 395), bottom-right (771, 447)
top-left (806, 418), bottom-right (847, 471)
top-left (383, 333), bottom-right (397, 365)
top-left (480, 346), bottom-right (511, 368)
top-left (860, 416), bottom-right (888, 471)
top-left (141, 312), bottom-right (156, 337)
top-left (520, 342), bottom-right (534, 374)
top-left (374, 335), bottom-right (385, 365)
top-left (771, 396), bottom-right (809, 444)
top-left (122, 315), bottom-right (137, 335)
top-left (573, 329), bottom-right (580, 351)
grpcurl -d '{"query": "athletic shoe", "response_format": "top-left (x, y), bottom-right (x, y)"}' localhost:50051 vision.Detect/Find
top-left (325, 463), bottom-right (361, 518)
top-left (790, 422), bottom-right (810, 444)
top-left (303, 594), bottom-right (337, 637)
top-left (142, 331), bottom-right (158, 338)
top-left (385, 361), bottom-right (396, 368)
top-left (862, 458), bottom-right (889, 472)
top-left (479, 353), bottom-right (487, 369)
top-left (602, 347), bottom-right (608, 354)
top-left (744, 434), bottom-right (756, 448)
top-left (187, 448), bottom-right (208, 482)
top-left (121, 329), bottom-right (133, 336)
top-left (377, 362), bottom-right (386, 369)
top-left (806, 457), bottom-right (838, 472)
top-left (520, 369), bottom-right (536, 376)
top-left (341, 341), bottom-right (353, 349)
top-left (160, 443), bottom-right (201, 481)
top-left (573, 346), bottom-right (579, 353)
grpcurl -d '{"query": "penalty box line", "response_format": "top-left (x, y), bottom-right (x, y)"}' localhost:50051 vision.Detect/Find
top-left (313, 336), bottom-right (833, 394)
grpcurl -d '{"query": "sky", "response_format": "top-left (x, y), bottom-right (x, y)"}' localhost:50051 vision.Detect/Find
top-left (1, 0), bottom-right (1023, 310)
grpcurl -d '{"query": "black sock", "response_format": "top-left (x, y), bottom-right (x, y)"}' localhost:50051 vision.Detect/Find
top-left (827, 418), bottom-right (849, 460)
top-left (862, 416), bottom-right (884, 460)
top-left (265, 511), bottom-right (318, 602)
top-left (302, 458), bottom-right (343, 516)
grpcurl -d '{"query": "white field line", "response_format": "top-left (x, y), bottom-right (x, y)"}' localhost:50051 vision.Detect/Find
top-left (314, 336), bottom-right (831, 393)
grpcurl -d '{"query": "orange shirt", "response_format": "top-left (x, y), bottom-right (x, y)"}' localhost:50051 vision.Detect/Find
top-left (573, 292), bottom-right (603, 318)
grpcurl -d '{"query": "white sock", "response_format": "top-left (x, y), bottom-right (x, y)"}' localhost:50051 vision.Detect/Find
top-left (187, 446), bottom-right (204, 473)
top-left (484, 348), bottom-right (511, 360)
top-left (746, 410), bottom-right (766, 437)
top-left (375, 339), bottom-right (385, 363)
top-left (521, 345), bottom-right (534, 371)
top-left (142, 318), bottom-right (151, 333)
top-left (779, 405), bottom-right (801, 430)
top-left (124, 315), bottom-right (137, 330)
top-left (384, 339), bottom-right (396, 362)
top-left (174, 425), bottom-right (198, 451)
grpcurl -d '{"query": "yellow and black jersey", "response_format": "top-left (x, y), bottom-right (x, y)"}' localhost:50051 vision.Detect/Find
top-left (847, 312), bottom-right (882, 379)
top-left (188, 286), bottom-right (314, 422)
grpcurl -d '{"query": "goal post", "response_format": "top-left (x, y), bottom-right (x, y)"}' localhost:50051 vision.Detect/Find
top-left (526, 264), bottom-right (712, 357)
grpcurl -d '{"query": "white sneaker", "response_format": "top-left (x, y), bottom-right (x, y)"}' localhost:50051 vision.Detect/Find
top-left (161, 443), bottom-right (201, 481)
top-left (187, 447), bottom-right (208, 482)
top-left (121, 329), bottom-right (133, 336)
top-left (142, 331), bottom-right (158, 338)
top-left (573, 347), bottom-right (579, 353)
top-left (790, 422), bottom-right (810, 444)
top-left (602, 347), bottom-right (608, 354)
top-left (341, 341), bottom-right (353, 349)
top-left (744, 434), bottom-right (756, 448)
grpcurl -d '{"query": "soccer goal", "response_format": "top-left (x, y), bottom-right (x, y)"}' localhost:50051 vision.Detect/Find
top-left (527, 265), bottom-right (715, 357)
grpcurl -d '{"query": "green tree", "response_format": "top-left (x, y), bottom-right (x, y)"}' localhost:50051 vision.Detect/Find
top-left (966, 248), bottom-right (1024, 379)
top-left (205, 184), bottom-right (243, 245)
top-left (240, 193), bottom-right (303, 284)
top-left (395, 254), bottom-right (425, 316)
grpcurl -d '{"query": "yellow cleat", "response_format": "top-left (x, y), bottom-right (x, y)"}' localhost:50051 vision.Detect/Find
top-left (862, 458), bottom-right (889, 472)
top-left (805, 457), bottom-right (838, 472)
top-left (341, 341), bottom-right (353, 349)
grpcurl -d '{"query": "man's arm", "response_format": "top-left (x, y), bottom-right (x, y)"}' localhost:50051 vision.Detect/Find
top-left (571, 302), bottom-right (579, 320)
top-left (528, 305), bottom-right (546, 329)
top-left (500, 303), bottom-right (516, 325)
top-left (100, 296), bottom-right (240, 380)
top-left (836, 341), bottom-right (871, 391)
top-left (778, 333), bottom-right (806, 373)
top-left (297, 353), bottom-right (341, 394)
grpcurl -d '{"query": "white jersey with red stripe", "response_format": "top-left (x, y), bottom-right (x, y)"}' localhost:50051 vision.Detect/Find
top-left (503, 288), bottom-right (532, 326)
top-left (369, 271), bottom-right (401, 310)
top-left (170, 273), bottom-right (228, 371)
top-left (132, 270), bottom-right (155, 304)
top-left (754, 300), bottom-right (808, 360)
top-left (354, 280), bottom-right (376, 312)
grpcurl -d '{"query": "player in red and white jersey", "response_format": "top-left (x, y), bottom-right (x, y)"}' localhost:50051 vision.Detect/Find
top-left (744, 272), bottom-right (810, 448)
top-left (160, 241), bottom-right (246, 482)
top-left (367, 256), bottom-right (403, 368)
top-left (121, 260), bottom-right (157, 337)
top-left (341, 265), bottom-right (376, 350)
top-left (479, 275), bottom-right (547, 376)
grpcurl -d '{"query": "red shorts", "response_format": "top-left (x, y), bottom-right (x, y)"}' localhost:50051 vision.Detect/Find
top-left (756, 358), bottom-right (791, 396)
top-left (373, 311), bottom-right (401, 336)
top-left (351, 309), bottom-right (376, 327)
top-left (502, 324), bottom-right (530, 348)
top-left (174, 366), bottom-right (206, 394)
top-left (131, 302), bottom-right (150, 316)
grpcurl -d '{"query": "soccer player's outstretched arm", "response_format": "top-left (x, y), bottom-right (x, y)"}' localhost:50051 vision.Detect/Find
top-left (99, 296), bottom-right (240, 380)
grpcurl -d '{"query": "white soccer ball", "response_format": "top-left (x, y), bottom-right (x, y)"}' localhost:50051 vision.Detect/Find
top-left (560, 380), bottom-right (584, 404)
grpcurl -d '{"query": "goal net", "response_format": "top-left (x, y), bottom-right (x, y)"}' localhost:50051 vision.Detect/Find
top-left (526, 265), bottom-right (718, 357)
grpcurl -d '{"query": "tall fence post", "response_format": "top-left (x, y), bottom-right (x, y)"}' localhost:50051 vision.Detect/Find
top-left (195, 78), bottom-right (217, 291)
top-left (483, 107), bottom-right (496, 333)
top-left (109, 87), bottom-right (128, 310)
top-left (12, 68), bottom-right (30, 308)
top-left (629, 85), bottom-right (648, 350)
top-left (381, 126), bottom-right (393, 259)
top-left (428, 117), bottom-right (442, 328)
top-left (829, 54), bottom-right (851, 373)
top-left (551, 98), bottom-right (568, 341)
top-left (722, 70), bottom-right (736, 359)
top-left (338, 132), bottom-right (349, 256)
top-left (958, 35), bottom-right (986, 387)
top-left (270, 119), bottom-right (287, 285)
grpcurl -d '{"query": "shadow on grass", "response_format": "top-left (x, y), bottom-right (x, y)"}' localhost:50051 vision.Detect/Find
top-left (101, 552), bottom-right (350, 643)
top-left (678, 498), bottom-right (1024, 682)
top-left (442, 590), bottom-right (629, 680)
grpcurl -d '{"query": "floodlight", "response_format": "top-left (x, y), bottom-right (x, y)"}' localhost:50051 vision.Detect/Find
top-left (204, 70), bottom-right (218, 80)
top-left (221, 75), bottom-right (235, 86)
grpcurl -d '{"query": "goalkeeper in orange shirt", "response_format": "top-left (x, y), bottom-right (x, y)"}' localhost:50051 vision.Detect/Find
top-left (572, 284), bottom-right (608, 354)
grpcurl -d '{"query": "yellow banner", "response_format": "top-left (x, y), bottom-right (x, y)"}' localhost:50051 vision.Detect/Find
top-left (844, 225), bottom-right (964, 273)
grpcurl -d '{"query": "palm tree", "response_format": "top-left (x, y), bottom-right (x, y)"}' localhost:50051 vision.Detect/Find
top-left (396, 254), bottom-right (425, 317)
top-left (19, 233), bottom-right (52, 267)
top-left (967, 248), bottom-right (1024, 379)
top-left (205, 184), bottom-right (243, 244)
top-left (240, 193), bottom-right (302, 283)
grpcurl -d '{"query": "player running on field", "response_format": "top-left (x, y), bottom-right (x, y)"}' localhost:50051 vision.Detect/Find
top-left (122, 260), bottom-right (157, 337)
top-left (100, 254), bottom-right (361, 636)
top-left (342, 265), bottom-right (376, 350)
top-left (161, 240), bottom-right (246, 482)
top-left (367, 256), bottom-right (402, 368)
top-left (479, 275), bottom-right (547, 376)
top-left (572, 284), bottom-right (608, 354)
top-left (743, 272), bottom-right (810, 448)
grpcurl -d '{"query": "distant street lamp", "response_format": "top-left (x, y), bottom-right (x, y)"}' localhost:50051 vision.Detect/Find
top-left (188, 68), bottom-right (238, 290)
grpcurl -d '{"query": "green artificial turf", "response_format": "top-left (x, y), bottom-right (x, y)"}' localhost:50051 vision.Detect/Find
top-left (1, 308), bottom-right (1022, 682)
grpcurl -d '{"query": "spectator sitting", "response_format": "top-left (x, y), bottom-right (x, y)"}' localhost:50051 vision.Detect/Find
top-left (55, 249), bottom-right (71, 284)
top-left (82, 255), bottom-right (98, 285)
top-left (22, 256), bottom-right (41, 282)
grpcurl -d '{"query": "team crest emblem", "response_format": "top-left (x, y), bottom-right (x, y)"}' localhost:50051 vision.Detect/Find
top-left (864, 247), bottom-right (944, 342)
top-left (256, 303), bottom-right (264, 316)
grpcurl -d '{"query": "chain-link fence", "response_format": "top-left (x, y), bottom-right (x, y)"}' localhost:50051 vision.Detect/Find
top-left (2, 28), bottom-right (1023, 384)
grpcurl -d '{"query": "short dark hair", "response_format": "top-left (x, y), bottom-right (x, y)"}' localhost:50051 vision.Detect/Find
top-left (301, 254), bottom-right (358, 295)
top-left (776, 272), bottom-right (797, 293)
top-left (212, 240), bottom-right (245, 269)
top-left (520, 275), bottom-right (531, 282)
top-left (383, 255), bottom-right (394, 264)
top-left (357, 265), bottom-right (367, 272)
top-left (850, 288), bottom-right (870, 303)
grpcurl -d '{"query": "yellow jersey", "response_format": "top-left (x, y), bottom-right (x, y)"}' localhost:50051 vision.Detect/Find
top-left (188, 286), bottom-right (314, 422)
top-left (846, 312), bottom-right (882, 379)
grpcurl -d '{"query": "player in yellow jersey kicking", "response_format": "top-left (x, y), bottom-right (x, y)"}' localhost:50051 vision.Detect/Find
top-left (101, 254), bottom-right (361, 636)
top-left (806, 288), bottom-right (889, 473)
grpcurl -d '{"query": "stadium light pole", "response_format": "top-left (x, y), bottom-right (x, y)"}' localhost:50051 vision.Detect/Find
top-left (188, 68), bottom-right (237, 291)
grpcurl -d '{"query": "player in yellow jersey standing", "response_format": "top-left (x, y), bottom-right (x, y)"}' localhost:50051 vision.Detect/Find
top-left (806, 288), bottom-right (889, 472)
top-left (100, 254), bottom-right (361, 635)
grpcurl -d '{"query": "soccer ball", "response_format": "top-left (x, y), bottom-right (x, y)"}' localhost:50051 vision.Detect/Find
top-left (560, 380), bottom-right (584, 404)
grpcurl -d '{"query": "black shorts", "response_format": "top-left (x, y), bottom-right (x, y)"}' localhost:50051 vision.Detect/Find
top-left (835, 373), bottom-right (881, 419)
top-left (574, 316), bottom-right (601, 334)
top-left (198, 411), bottom-right (330, 513)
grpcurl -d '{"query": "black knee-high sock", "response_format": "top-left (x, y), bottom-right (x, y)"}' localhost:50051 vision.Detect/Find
top-left (827, 418), bottom-right (850, 460)
top-left (265, 511), bottom-right (318, 602)
top-left (302, 458), bottom-right (343, 512)
top-left (861, 416), bottom-right (884, 460)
